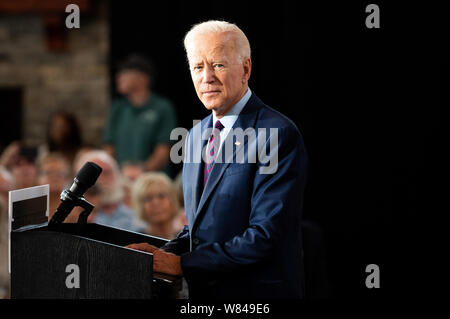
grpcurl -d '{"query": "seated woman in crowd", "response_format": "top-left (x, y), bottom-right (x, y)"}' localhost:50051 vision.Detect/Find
top-left (40, 110), bottom-right (83, 166)
top-left (132, 172), bottom-right (183, 240)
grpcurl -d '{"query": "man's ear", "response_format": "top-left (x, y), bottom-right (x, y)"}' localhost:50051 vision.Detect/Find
top-left (243, 58), bottom-right (252, 83)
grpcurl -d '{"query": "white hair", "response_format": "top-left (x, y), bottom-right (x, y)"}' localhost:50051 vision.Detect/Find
top-left (73, 150), bottom-right (123, 205)
top-left (131, 172), bottom-right (179, 222)
top-left (74, 149), bottom-right (119, 172)
top-left (184, 20), bottom-right (251, 63)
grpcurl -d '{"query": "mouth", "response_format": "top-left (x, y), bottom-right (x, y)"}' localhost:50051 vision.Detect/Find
top-left (202, 91), bottom-right (221, 96)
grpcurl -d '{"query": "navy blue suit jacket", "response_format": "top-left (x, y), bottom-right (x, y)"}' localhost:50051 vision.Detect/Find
top-left (163, 93), bottom-right (307, 299)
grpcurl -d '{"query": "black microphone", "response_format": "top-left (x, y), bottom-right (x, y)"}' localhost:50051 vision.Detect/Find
top-left (49, 161), bottom-right (102, 226)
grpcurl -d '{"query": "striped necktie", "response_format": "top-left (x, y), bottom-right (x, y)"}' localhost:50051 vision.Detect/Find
top-left (203, 120), bottom-right (224, 187)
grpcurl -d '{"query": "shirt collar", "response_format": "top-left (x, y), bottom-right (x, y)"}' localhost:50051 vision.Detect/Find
top-left (212, 88), bottom-right (252, 129)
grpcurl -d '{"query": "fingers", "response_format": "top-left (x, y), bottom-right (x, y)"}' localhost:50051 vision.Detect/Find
top-left (125, 243), bottom-right (182, 276)
top-left (125, 243), bottom-right (182, 275)
top-left (143, 244), bottom-right (158, 253)
top-left (125, 243), bottom-right (159, 253)
top-left (152, 250), bottom-right (182, 276)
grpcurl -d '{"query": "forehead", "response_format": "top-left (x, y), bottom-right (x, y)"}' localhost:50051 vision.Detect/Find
top-left (117, 69), bottom-right (146, 77)
top-left (143, 182), bottom-right (170, 193)
top-left (42, 159), bottom-right (66, 169)
top-left (91, 159), bottom-right (113, 172)
top-left (187, 32), bottom-right (237, 62)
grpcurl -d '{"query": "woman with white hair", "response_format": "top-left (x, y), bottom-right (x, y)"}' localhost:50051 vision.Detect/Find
top-left (132, 172), bottom-right (182, 239)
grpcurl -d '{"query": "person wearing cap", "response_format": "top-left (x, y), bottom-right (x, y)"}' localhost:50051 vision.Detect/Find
top-left (103, 54), bottom-right (177, 174)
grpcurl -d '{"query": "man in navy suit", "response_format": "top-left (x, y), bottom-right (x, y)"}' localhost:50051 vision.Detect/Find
top-left (127, 20), bottom-right (307, 299)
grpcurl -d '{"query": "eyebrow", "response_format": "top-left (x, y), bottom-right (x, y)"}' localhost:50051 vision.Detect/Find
top-left (191, 59), bottom-right (227, 66)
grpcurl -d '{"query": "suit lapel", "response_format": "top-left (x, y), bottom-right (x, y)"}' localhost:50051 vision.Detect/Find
top-left (191, 115), bottom-right (212, 215)
top-left (193, 94), bottom-right (261, 227)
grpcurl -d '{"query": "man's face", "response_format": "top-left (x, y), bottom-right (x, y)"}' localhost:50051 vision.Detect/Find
top-left (38, 159), bottom-right (69, 194)
top-left (50, 115), bottom-right (70, 144)
top-left (187, 32), bottom-right (251, 117)
top-left (116, 70), bottom-right (149, 95)
top-left (89, 159), bottom-right (116, 187)
top-left (78, 158), bottom-right (122, 206)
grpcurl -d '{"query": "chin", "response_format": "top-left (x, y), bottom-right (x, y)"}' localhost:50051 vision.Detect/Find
top-left (203, 101), bottom-right (223, 111)
top-left (117, 86), bottom-right (129, 95)
top-left (201, 97), bottom-right (221, 109)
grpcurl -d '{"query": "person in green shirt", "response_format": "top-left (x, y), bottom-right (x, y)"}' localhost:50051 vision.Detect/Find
top-left (103, 54), bottom-right (176, 174)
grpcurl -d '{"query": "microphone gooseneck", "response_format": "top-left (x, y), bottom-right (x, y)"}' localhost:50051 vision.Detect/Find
top-left (48, 161), bottom-right (102, 226)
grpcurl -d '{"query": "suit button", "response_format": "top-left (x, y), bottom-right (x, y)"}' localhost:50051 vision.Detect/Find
top-left (193, 238), bottom-right (200, 245)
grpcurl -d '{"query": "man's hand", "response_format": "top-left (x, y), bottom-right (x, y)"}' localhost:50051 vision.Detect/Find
top-left (125, 242), bottom-right (183, 276)
top-left (153, 249), bottom-right (183, 276)
top-left (125, 242), bottom-right (158, 254)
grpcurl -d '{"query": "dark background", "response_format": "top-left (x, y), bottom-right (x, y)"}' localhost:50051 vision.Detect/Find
top-left (109, 1), bottom-right (447, 298)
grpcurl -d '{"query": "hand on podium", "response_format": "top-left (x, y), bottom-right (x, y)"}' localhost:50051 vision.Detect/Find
top-left (126, 243), bottom-right (183, 277)
top-left (126, 242), bottom-right (158, 253)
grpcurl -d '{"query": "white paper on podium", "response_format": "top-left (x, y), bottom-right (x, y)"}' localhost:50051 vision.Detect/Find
top-left (8, 184), bottom-right (49, 273)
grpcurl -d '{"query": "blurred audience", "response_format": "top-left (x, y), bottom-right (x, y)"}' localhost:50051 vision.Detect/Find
top-left (73, 150), bottom-right (145, 232)
top-left (173, 171), bottom-right (187, 230)
top-left (132, 172), bottom-right (183, 239)
top-left (11, 146), bottom-right (38, 190)
top-left (0, 197), bottom-right (9, 298)
top-left (0, 144), bottom-right (38, 190)
top-left (37, 153), bottom-right (71, 220)
top-left (40, 111), bottom-right (83, 166)
top-left (103, 53), bottom-right (176, 174)
top-left (0, 110), bottom-right (82, 193)
top-left (0, 166), bottom-right (15, 204)
top-left (121, 161), bottom-right (145, 209)
top-left (0, 141), bottom-right (20, 172)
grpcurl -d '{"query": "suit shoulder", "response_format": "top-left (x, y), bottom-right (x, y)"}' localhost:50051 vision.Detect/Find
top-left (256, 102), bottom-right (301, 137)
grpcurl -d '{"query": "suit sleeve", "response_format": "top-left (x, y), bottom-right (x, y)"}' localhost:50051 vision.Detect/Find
top-left (160, 225), bottom-right (190, 255)
top-left (180, 125), bottom-right (307, 280)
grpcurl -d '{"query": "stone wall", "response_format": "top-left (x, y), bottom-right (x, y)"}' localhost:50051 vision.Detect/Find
top-left (0, 2), bottom-right (109, 147)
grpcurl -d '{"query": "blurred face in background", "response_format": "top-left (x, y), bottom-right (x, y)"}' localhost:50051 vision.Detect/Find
top-left (140, 185), bottom-right (174, 226)
top-left (116, 69), bottom-right (149, 96)
top-left (121, 163), bottom-right (144, 208)
top-left (121, 163), bottom-right (144, 183)
top-left (87, 158), bottom-right (123, 206)
top-left (38, 157), bottom-right (70, 194)
top-left (49, 114), bottom-right (71, 145)
top-left (12, 158), bottom-right (37, 189)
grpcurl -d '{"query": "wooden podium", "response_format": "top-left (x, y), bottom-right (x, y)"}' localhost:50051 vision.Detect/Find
top-left (9, 186), bottom-right (182, 299)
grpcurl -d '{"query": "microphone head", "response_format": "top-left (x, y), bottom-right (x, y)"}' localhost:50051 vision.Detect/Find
top-left (75, 161), bottom-right (102, 188)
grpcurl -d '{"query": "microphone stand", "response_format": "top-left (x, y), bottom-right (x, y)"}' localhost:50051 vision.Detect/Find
top-left (48, 189), bottom-right (95, 229)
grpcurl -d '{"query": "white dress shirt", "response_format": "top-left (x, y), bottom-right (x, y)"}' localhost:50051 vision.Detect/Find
top-left (211, 88), bottom-right (252, 152)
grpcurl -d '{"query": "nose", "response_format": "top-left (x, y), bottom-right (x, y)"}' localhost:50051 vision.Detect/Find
top-left (201, 65), bottom-right (215, 84)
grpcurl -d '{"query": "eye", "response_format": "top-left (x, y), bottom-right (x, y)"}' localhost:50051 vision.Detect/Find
top-left (214, 63), bottom-right (224, 69)
top-left (193, 65), bottom-right (203, 71)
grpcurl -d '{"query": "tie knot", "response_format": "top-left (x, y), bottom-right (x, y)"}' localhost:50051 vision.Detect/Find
top-left (214, 120), bottom-right (224, 131)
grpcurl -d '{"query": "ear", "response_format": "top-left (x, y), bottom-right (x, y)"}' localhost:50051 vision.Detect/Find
top-left (242, 58), bottom-right (252, 83)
